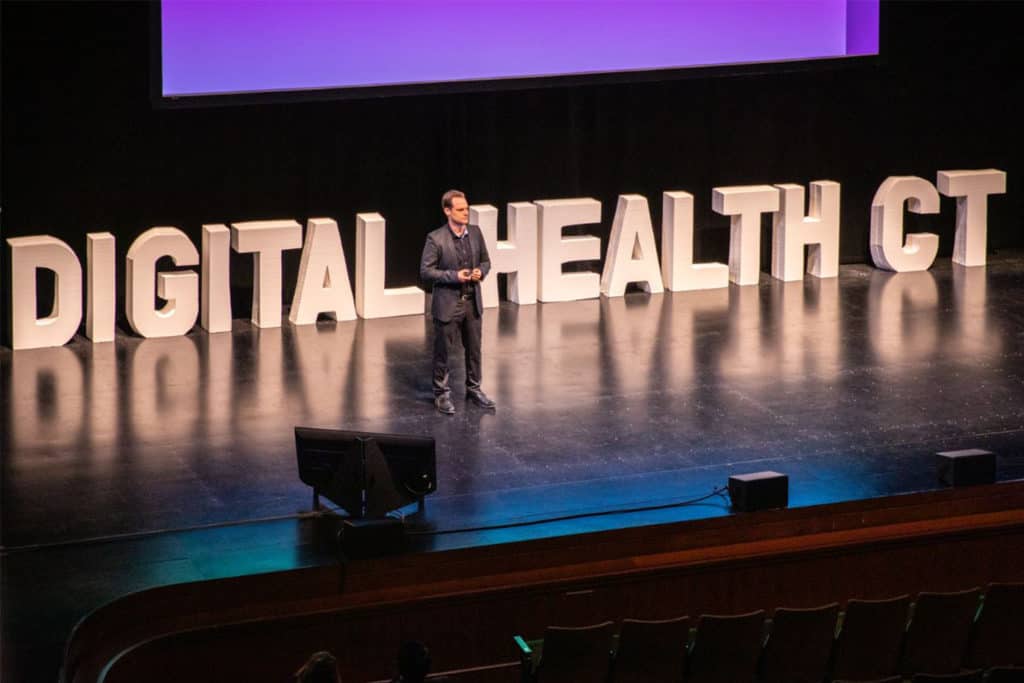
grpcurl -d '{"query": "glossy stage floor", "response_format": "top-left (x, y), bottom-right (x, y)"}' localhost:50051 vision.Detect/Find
top-left (3, 254), bottom-right (1024, 682)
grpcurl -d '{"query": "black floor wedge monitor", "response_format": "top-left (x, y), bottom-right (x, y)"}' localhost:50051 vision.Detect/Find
top-left (295, 427), bottom-right (437, 518)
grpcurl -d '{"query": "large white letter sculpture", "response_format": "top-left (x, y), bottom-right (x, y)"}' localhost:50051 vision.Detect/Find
top-left (535, 198), bottom-right (602, 302)
top-left (201, 224), bottom-right (232, 333)
top-left (290, 218), bottom-right (357, 325)
top-left (870, 176), bottom-right (940, 272)
top-left (772, 181), bottom-right (841, 281)
top-left (7, 235), bottom-right (83, 350)
top-left (355, 213), bottom-right (425, 318)
top-left (661, 191), bottom-right (728, 291)
top-left (471, 203), bottom-right (539, 308)
top-left (712, 185), bottom-right (780, 285)
top-left (126, 227), bottom-right (200, 338)
top-left (937, 169), bottom-right (1007, 267)
top-left (600, 195), bottom-right (664, 297)
top-left (231, 220), bottom-right (302, 328)
top-left (86, 232), bottom-right (116, 342)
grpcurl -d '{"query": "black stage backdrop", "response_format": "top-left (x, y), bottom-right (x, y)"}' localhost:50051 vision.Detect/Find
top-left (2, 1), bottom-right (1022, 346)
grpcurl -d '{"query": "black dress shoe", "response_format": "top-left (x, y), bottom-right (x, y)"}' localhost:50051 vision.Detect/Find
top-left (466, 389), bottom-right (496, 409)
top-left (435, 394), bottom-right (455, 415)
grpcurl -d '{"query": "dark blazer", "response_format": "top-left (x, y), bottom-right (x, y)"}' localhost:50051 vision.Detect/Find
top-left (419, 223), bottom-right (491, 322)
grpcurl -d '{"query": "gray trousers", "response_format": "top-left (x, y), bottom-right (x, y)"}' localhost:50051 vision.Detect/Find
top-left (432, 297), bottom-right (482, 397)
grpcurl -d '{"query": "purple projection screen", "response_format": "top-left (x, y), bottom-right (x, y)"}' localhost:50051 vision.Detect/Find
top-left (160, 0), bottom-right (880, 98)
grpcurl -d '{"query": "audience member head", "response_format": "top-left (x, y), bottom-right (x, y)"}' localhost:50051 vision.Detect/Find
top-left (396, 640), bottom-right (431, 682)
top-left (295, 650), bottom-right (342, 683)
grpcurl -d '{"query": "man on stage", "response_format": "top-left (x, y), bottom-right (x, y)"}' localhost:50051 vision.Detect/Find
top-left (419, 189), bottom-right (496, 415)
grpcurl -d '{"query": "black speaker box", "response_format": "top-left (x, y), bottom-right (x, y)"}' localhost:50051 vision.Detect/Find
top-left (936, 449), bottom-right (996, 487)
top-left (728, 471), bottom-right (788, 512)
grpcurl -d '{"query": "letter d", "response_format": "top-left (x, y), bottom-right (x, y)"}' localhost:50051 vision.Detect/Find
top-left (7, 235), bottom-right (83, 350)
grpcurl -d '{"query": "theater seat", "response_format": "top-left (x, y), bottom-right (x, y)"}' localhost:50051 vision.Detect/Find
top-left (966, 583), bottom-right (1024, 668)
top-left (830, 595), bottom-right (911, 681)
top-left (514, 621), bottom-right (614, 683)
top-left (986, 666), bottom-right (1024, 683)
top-left (610, 616), bottom-right (689, 683)
top-left (911, 672), bottom-right (983, 683)
top-left (759, 603), bottom-right (839, 683)
top-left (687, 610), bottom-right (765, 683)
top-left (900, 587), bottom-right (981, 675)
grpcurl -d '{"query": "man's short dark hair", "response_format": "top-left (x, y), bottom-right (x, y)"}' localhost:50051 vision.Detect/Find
top-left (442, 189), bottom-right (466, 210)
top-left (397, 640), bottom-right (431, 682)
top-left (295, 651), bottom-right (341, 683)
